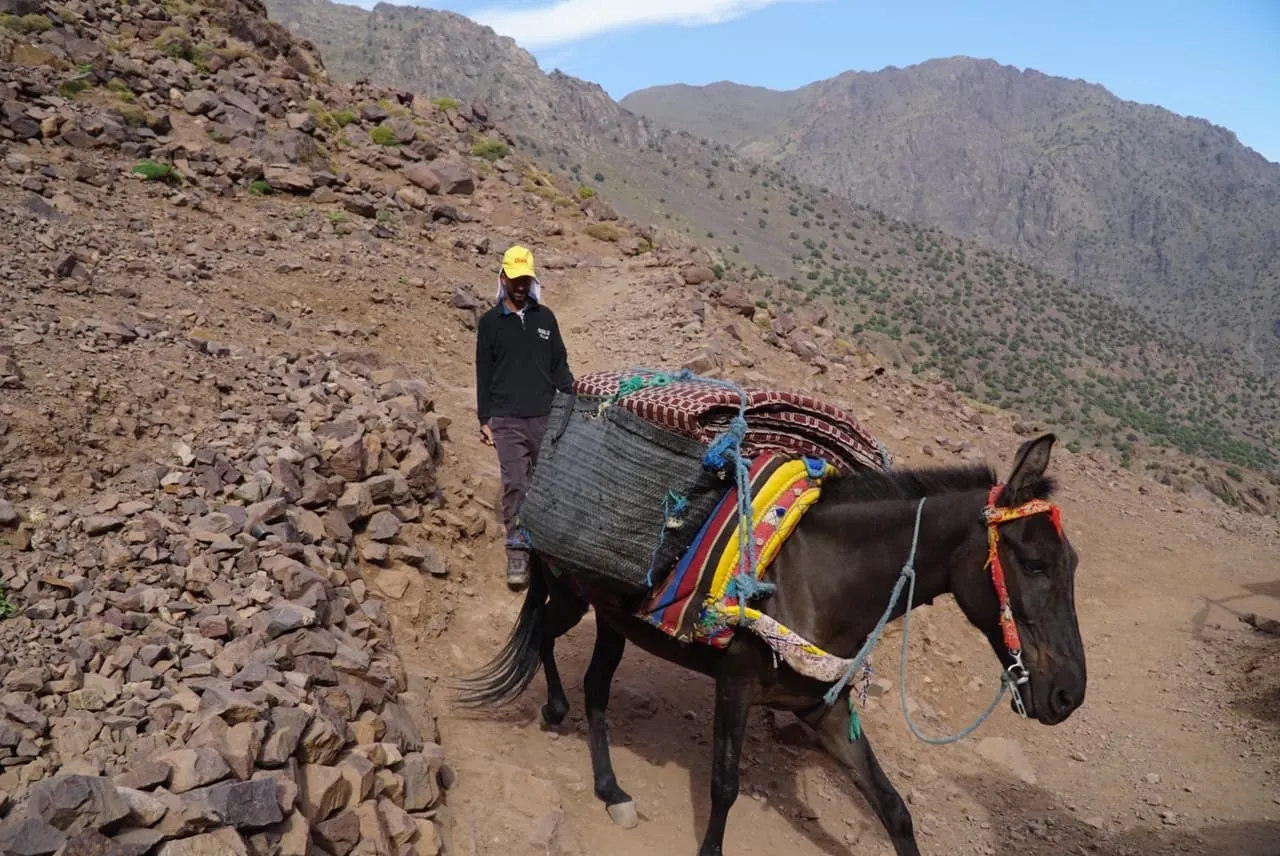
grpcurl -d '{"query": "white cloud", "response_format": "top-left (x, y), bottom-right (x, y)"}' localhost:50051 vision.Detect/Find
top-left (469, 0), bottom-right (813, 49)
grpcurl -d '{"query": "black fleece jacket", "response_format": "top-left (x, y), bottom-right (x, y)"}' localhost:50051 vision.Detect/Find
top-left (475, 299), bottom-right (575, 425)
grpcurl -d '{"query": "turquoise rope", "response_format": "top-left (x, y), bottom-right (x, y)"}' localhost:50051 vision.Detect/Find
top-left (823, 497), bottom-right (928, 707)
top-left (893, 560), bottom-right (1012, 745)
top-left (614, 368), bottom-right (773, 615)
top-left (823, 495), bottom-right (1022, 745)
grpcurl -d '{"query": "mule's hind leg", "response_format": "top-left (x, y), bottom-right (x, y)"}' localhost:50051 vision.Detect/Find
top-left (799, 693), bottom-right (919, 856)
top-left (582, 614), bottom-right (637, 828)
top-left (539, 575), bottom-right (588, 726)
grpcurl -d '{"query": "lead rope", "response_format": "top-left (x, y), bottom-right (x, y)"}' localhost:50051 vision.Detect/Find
top-left (826, 497), bottom-right (1025, 745)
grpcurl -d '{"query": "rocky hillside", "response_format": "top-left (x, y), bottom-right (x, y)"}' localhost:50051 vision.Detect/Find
top-left (624, 58), bottom-right (1280, 374)
top-left (2, 3), bottom-right (1279, 856)
top-left (0, 0), bottom-right (672, 852)
top-left (260, 0), bottom-right (1280, 507)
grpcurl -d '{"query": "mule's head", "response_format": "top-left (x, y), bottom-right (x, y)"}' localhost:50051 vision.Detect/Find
top-left (956, 433), bottom-right (1086, 725)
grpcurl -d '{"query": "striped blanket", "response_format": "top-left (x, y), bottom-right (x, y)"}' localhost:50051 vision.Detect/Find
top-left (575, 370), bottom-right (888, 475)
top-left (637, 452), bottom-right (837, 647)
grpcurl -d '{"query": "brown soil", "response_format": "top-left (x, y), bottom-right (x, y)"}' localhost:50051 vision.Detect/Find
top-left (387, 269), bottom-right (1280, 856)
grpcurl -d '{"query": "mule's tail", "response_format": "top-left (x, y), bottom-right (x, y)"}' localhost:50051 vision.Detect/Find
top-left (451, 553), bottom-right (548, 708)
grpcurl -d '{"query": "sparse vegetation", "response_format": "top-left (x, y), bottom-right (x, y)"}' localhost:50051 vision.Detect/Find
top-left (370, 124), bottom-right (398, 146)
top-left (585, 222), bottom-right (625, 242)
top-left (470, 138), bottom-right (510, 161)
top-left (271, 2), bottom-right (1280, 505)
top-left (131, 160), bottom-right (179, 184)
top-left (432, 96), bottom-right (461, 111)
top-left (0, 13), bottom-right (53, 33)
top-left (248, 180), bottom-right (273, 195)
top-left (154, 26), bottom-right (195, 60)
top-left (57, 70), bottom-right (94, 99)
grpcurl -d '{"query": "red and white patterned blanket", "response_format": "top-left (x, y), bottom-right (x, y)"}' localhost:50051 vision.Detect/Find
top-left (575, 369), bottom-right (889, 475)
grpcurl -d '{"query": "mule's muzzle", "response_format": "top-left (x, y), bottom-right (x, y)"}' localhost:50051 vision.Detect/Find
top-left (1025, 671), bottom-right (1085, 726)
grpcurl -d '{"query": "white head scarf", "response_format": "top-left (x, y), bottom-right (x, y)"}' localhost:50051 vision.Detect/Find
top-left (495, 272), bottom-right (542, 304)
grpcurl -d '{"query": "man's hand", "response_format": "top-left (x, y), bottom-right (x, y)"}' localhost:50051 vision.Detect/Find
top-left (480, 423), bottom-right (494, 446)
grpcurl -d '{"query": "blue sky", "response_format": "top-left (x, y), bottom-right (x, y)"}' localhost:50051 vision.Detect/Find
top-left (347, 0), bottom-right (1280, 163)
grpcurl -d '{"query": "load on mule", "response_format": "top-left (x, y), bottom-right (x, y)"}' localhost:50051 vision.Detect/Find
top-left (455, 368), bottom-right (1088, 856)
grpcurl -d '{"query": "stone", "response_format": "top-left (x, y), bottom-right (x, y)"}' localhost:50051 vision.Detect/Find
top-left (186, 779), bottom-right (283, 829)
top-left (0, 816), bottom-right (67, 856)
top-left (313, 809), bottom-right (360, 856)
top-left (57, 828), bottom-right (129, 856)
top-left (298, 765), bottom-right (350, 824)
top-left (154, 827), bottom-right (248, 856)
top-left (264, 164), bottom-right (313, 194)
top-left (183, 91), bottom-right (220, 116)
top-left (366, 510), bottom-right (401, 542)
top-left (26, 774), bottom-right (131, 834)
top-left (156, 747), bottom-right (232, 793)
top-left (681, 266), bottom-right (716, 285)
top-left (401, 164), bottom-right (439, 194)
top-left (429, 160), bottom-right (474, 195)
top-left (399, 750), bottom-right (441, 812)
top-left (975, 737), bottom-right (1037, 786)
top-left (259, 707), bottom-right (312, 768)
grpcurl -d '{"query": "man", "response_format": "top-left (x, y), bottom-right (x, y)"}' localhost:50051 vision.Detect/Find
top-left (476, 245), bottom-right (575, 589)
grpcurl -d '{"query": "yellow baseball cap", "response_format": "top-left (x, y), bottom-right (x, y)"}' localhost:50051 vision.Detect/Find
top-left (501, 245), bottom-right (536, 280)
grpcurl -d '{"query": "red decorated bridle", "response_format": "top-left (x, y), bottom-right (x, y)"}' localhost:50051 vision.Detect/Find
top-left (981, 484), bottom-right (1066, 717)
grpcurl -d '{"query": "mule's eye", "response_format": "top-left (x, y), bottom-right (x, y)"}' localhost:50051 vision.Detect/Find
top-left (1023, 560), bottom-right (1049, 576)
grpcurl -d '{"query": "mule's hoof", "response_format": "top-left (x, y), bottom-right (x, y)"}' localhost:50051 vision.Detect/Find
top-left (541, 702), bottom-right (567, 726)
top-left (606, 800), bottom-right (638, 829)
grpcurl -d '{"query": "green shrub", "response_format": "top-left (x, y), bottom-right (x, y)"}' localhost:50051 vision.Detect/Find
top-left (432, 96), bottom-right (460, 111)
top-left (471, 138), bottom-right (510, 161)
top-left (370, 125), bottom-right (398, 146)
top-left (58, 77), bottom-right (92, 98)
top-left (585, 222), bottom-right (625, 242)
top-left (575, 185), bottom-right (595, 199)
top-left (0, 13), bottom-right (52, 33)
top-left (131, 160), bottom-right (179, 183)
top-left (154, 26), bottom-right (194, 60)
top-left (248, 180), bottom-right (273, 196)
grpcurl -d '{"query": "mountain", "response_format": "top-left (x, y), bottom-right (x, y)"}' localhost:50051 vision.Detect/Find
top-left (621, 59), bottom-right (1280, 373)
top-left (261, 0), bottom-right (1280, 502)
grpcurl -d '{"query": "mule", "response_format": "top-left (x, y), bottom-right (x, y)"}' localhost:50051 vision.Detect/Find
top-left (455, 433), bottom-right (1086, 856)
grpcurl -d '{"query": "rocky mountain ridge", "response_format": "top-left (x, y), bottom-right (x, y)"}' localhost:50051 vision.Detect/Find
top-left (623, 57), bottom-right (1280, 373)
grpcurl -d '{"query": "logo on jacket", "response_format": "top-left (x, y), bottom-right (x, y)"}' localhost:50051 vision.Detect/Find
top-left (537, 327), bottom-right (550, 340)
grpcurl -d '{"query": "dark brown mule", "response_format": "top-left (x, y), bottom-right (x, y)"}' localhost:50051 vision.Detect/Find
top-left (455, 434), bottom-right (1086, 855)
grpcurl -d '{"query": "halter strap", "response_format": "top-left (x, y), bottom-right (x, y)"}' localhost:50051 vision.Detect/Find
top-left (981, 484), bottom-right (1065, 703)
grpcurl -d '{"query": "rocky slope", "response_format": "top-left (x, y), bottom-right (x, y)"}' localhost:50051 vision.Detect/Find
top-left (260, 0), bottom-right (1280, 509)
top-left (1, 2), bottom-right (1278, 856)
top-left (624, 58), bottom-right (1280, 374)
top-left (0, 0), bottom-right (663, 852)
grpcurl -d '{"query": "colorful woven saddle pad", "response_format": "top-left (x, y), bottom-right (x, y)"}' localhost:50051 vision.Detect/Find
top-left (575, 369), bottom-right (889, 476)
top-left (637, 451), bottom-right (837, 647)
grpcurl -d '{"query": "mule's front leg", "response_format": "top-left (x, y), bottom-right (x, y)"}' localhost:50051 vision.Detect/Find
top-left (584, 615), bottom-right (638, 828)
top-left (800, 692), bottom-right (919, 856)
top-left (697, 639), bottom-right (765, 856)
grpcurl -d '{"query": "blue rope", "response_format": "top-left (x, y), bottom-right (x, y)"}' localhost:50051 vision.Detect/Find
top-left (822, 494), bottom-right (1022, 746)
top-left (644, 488), bottom-right (691, 588)
top-left (618, 368), bottom-right (773, 615)
top-left (823, 497), bottom-right (927, 707)
top-left (893, 559), bottom-right (1012, 745)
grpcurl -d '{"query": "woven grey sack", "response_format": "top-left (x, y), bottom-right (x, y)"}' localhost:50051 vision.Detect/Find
top-left (519, 391), bottom-right (731, 598)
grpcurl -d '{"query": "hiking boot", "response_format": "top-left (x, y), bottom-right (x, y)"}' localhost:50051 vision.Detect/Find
top-left (506, 550), bottom-right (530, 590)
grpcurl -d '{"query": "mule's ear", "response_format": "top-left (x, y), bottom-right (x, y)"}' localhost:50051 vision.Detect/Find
top-left (1004, 433), bottom-right (1056, 505)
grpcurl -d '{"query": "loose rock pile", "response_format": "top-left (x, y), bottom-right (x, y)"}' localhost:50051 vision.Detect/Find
top-left (0, 346), bottom-right (454, 855)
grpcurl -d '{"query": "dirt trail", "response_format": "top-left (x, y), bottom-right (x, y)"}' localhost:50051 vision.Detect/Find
top-left (382, 266), bottom-right (1280, 856)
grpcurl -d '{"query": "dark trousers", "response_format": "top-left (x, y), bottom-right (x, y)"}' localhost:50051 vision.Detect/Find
top-left (491, 414), bottom-right (549, 554)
